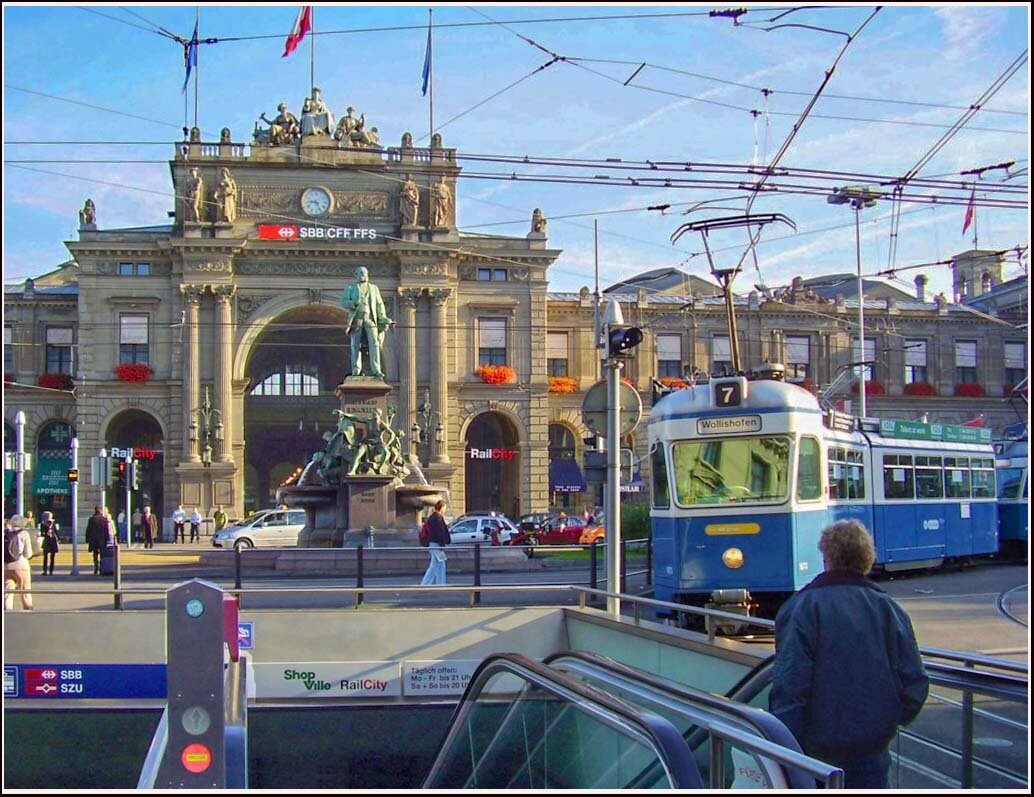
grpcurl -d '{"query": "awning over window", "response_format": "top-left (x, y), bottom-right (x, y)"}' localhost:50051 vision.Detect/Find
top-left (549, 458), bottom-right (587, 493)
top-left (33, 451), bottom-right (71, 496)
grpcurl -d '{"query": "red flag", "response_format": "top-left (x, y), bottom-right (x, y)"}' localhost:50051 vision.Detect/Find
top-left (962, 414), bottom-right (984, 428)
top-left (282, 6), bottom-right (312, 58)
top-left (962, 188), bottom-right (975, 234)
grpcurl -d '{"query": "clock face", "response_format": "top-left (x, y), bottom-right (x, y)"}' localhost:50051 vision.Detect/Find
top-left (301, 187), bottom-right (332, 217)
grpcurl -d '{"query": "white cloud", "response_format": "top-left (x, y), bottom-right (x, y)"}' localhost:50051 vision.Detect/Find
top-left (934, 7), bottom-right (1001, 57)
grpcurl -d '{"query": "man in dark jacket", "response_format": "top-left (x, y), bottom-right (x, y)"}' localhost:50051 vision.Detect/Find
top-left (419, 500), bottom-right (450, 586)
top-left (770, 519), bottom-right (928, 788)
top-left (85, 506), bottom-right (108, 575)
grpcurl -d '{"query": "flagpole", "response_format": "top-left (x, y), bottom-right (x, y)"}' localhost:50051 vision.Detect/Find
top-left (192, 7), bottom-right (200, 131)
top-left (972, 190), bottom-right (979, 249)
top-left (428, 8), bottom-right (434, 142)
top-left (310, 6), bottom-right (316, 96)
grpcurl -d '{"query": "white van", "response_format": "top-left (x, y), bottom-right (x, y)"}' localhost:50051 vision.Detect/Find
top-left (211, 508), bottom-right (306, 550)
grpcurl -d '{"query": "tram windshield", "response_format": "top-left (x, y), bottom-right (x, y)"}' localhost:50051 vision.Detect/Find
top-left (671, 435), bottom-right (790, 506)
top-left (997, 467), bottom-right (1026, 500)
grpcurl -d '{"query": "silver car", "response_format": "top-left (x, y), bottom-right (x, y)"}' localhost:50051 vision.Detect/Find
top-left (212, 508), bottom-right (306, 550)
top-left (448, 514), bottom-right (520, 545)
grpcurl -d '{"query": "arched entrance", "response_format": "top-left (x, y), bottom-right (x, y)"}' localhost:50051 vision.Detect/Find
top-left (464, 412), bottom-right (521, 517)
top-left (243, 305), bottom-right (349, 513)
top-left (105, 411), bottom-right (164, 533)
top-left (548, 423), bottom-right (586, 511)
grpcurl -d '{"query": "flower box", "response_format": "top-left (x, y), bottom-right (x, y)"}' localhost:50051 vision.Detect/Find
top-left (38, 373), bottom-right (74, 390)
top-left (548, 376), bottom-right (578, 394)
top-left (114, 363), bottom-right (154, 383)
top-left (658, 376), bottom-right (689, 390)
top-left (954, 382), bottom-right (985, 398)
top-left (475, 364), bottom-right (516, 385)
top-left (904, 382), bottom-right (936, 397)
top-left (852, 380), bottom-right (885, 396)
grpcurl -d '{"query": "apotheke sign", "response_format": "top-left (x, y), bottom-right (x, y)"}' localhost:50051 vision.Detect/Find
top-left (257, 224), bottom-right (381, 241)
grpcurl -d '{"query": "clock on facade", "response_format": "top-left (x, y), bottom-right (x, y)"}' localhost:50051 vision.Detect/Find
top-left (300, 186), bottom-right (333, 217)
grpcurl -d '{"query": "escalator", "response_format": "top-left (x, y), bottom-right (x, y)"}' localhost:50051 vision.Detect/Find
top-left (423, 652), bottom-right (839, 789)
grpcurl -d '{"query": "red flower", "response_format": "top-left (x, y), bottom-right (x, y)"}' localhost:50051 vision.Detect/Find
top-left (852, 380), bottom-right (884, 396)
top-left (954, 382), bottom-right (985, 398)
top-left (475, 364), bottom-right (516, 384)
top-left (904, 382), bottom-right (936, 397)
top-left (38, 373), bottom-right (74, 390)
top-left (658, 376), bottom-right (689, 389)
top-left (114, 363), bottom-right (154, 382)
top-left (548, 376), bottom-right (578, 393)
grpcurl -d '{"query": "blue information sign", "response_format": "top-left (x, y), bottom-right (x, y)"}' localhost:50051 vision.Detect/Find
top-left (8, 663), bottom-right (167, 699)
top-left (238, 622), bottom-right (254, 650)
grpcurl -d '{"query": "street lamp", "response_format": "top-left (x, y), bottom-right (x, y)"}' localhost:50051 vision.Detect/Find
top-left (411, 389), bottom-right (443, 462)
top-left (189, 386), bottom-right (223, 468)
top-left (828, 185), bottom-right (881, 418)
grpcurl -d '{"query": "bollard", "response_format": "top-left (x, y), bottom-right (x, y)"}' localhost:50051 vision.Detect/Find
top-left (646, 536), bottom-right (652, 586)
top-left (356, 545), bottom-right (364, 607)
top-left (234, 546), bottom-right (242, 591)
top-left (620, 538), bottom-right (627, 594)
top-left (472, 543), bottom-right (481, 606)
top-left (113, 544), bottom-right (123, 611)
top-left (589, 540), bottom-right (599, 602)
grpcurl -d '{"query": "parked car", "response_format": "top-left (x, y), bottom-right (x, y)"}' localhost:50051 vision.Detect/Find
top-left (448, 513), bottom-right (520, 545)
top-left (509, 515), bottom-right (604, 546)
top-left (518, 512), bottom-right (556, 535)
top-left (212, 508), bottom-right (306, 550)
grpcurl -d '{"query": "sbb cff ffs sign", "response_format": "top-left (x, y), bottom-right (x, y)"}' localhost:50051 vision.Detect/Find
top-left (257, 224), bottom-right (379, 241)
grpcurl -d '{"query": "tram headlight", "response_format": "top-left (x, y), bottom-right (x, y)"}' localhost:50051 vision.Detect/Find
top-left (722, 547), bottom-right (745, 569)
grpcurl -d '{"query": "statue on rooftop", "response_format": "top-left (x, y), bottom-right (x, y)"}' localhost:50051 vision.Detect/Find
top-left (259, 102), bottom-right (300, 145)
top-left (78, 198), bottom-right (96, 227)
top-left (300, 87), bottom-right (333, 137)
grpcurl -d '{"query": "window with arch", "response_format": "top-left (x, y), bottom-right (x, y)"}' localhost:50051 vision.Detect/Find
top-left (250, 364), bottom-right (319, 397)
top-left (548, 423), bottom-right (576, 460)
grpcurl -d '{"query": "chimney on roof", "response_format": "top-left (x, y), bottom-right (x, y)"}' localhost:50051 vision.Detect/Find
top-left (914, 274), bottom-right (928, 302)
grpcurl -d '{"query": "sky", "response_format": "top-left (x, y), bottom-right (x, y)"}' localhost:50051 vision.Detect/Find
top-left (2, 3), bottom-right (1030, 301)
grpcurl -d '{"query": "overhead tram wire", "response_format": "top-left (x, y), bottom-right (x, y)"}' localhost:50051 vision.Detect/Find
top-left (564, 56), bottom-right (1028, 118)
top-left (885, 50), bottom-right (1029, 268)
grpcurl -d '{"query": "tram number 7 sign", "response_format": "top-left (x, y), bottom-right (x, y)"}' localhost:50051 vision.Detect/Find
top-left (713, 379), bottom-right (744, 408)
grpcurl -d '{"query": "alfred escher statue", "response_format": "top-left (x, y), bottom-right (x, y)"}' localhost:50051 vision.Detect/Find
top-left (340, 266), bottom-right (392, 379)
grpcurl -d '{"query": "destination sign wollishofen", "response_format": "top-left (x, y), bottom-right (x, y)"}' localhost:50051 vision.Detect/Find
top-left (257, 224), bottom-right (380, 241)
top-left (696, 415), bottom-right (762, 435)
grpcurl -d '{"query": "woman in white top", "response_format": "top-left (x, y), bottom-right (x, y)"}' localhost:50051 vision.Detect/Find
top-left (4, 514), bottom-right (34, 611)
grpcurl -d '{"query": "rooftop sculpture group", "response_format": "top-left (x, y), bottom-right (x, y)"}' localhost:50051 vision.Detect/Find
top-left (253, 90), bottom-right (381, 149)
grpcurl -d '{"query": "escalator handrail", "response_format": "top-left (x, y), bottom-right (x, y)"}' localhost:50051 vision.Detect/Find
top-left (424, 652), bottom-right (703, 790)
top-left (546, 651), bottom-right (816, 790)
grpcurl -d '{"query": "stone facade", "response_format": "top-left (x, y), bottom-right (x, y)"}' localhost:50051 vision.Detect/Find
top-left (3, 127), bottom-right (1027, 528)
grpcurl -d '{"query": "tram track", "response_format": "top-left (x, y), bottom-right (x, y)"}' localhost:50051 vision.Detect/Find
top-left (995, 584), bottom-right (1028, 627)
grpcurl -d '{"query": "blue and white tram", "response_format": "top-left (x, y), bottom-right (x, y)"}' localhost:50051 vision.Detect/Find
top-left (994, 430), bottom-right (1028, 553)
top-left (648, 376), bottom-right (999, 620)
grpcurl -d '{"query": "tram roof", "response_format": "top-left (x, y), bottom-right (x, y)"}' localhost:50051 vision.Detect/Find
top-left (649, 378), bottom-right (820, 424)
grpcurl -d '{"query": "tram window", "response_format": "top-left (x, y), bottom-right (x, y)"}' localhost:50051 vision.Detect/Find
top-left (671, 436), bottom-right (790, 506)
top-left (827, 447), bottom-right (865, 500)
top-left (943, 457), bottom-right (971, 498)
top-left (846, 450), bottom-right (865, 499)
top-left (914, 456), bottom-right (943, 499)
top-left (883, 454), bottom-right (914, 500)
top-left (796, 437), bottom-right (822, 501)
top-left (651, 444), bottom-right (670, 509)
top-left (828, 446), bottom-right (845, 500)
top-left (970, 459), bottom-right (995, 498)
top-left (998, 468), bottom-right (1025, 500)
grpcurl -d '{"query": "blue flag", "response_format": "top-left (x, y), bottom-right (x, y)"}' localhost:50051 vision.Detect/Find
top-left (421, 21), bottom-right (431, 96)
top-left (182, 21), bottom-right (199, 94)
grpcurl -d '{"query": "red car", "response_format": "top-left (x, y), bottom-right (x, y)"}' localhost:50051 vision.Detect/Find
top-left (508, 515), bottom-right (604, 546)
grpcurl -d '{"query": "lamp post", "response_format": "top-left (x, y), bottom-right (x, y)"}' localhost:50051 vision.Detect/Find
top-left (411, 389), bottom-right (443, 464)
top-left (189, 386), bottom-right (224, 469)
top-left (69, 437), bottom-right (80, 575)
top-left (14, 410), bottom-right (26, 518)
top-left (828, 185), bottom-right (881, 419)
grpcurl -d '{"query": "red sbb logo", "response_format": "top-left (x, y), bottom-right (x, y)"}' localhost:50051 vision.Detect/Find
top-left (468, 448), bottom-right (516, 460)
top-left (258, 224), bottom-right (300, 240)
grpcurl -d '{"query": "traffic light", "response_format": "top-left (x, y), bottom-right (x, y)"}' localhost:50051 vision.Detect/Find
top-left (608, 325), bottom-right (643, 358)
top-left (114, 461), bottom-right (128, 487)
top-left (66, 468), bottom-right (79, 483)
top-left (129, 461), bottom-right (141, 490)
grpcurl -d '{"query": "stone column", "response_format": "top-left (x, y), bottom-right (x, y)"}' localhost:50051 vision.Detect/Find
top-left (429, 288), bottom-right (452, 464)
top-left (213, 284), bottom-right (236, 463)
top-left (397, 288), bottom-right (422, 455)
top-left (181, 284), bottom-right (205, 462)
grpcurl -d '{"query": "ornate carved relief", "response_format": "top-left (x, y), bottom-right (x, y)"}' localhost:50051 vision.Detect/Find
top-left (189, 260), bottom-right (233, 273)
top-left (510, 268), bottom-right (530, 281)
top-left (397, 288), bottom-right (423, 308)
top-left (459, 266), bottom-right (476, 281)
top-left (180, 284), bottom-right (206, 304)
top-left (236, 262), bottom-right (355, 276)
top-left (236, 295), bottom-right (265, 319)
top-left (333, 191), bottom-right (390, 217)
top-left (307, 288), bottom-right (323, 305)
top-left (238, 188), bottom-right (297, 214)
top-left (213, 284), bottom-right (237, 303)
top-left (429, 288), bottom-right (453, 306)
top-left (402, 263), bottom-right (446, 276)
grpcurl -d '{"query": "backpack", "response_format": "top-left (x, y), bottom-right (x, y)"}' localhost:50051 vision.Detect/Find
top-left (418, 521), bottom-right (431, 547)
top-left (5, 529), bottom-right (22, 564)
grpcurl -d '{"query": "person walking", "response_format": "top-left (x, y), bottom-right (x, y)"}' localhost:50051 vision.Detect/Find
top-left (39, 511), bottom-right (60, 576)
top-left (140, 506), bottom-right (158, 549)
top-left (172, 505), bottom-right (187, 544)
top-left (85, 506), bottom-right (107, 575)
top-left (4, 515), bottom-right (34, 611)
top-left (419, 500), bottom-right (450, 587)
top-left (769, 519), bottom-right (929, 789)
top-left (189, 507), bottom-right (202, 543)
top-left (116, 510), bottom-right (128, 545)
top-left (131, 507), bottom-right (143, 544)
